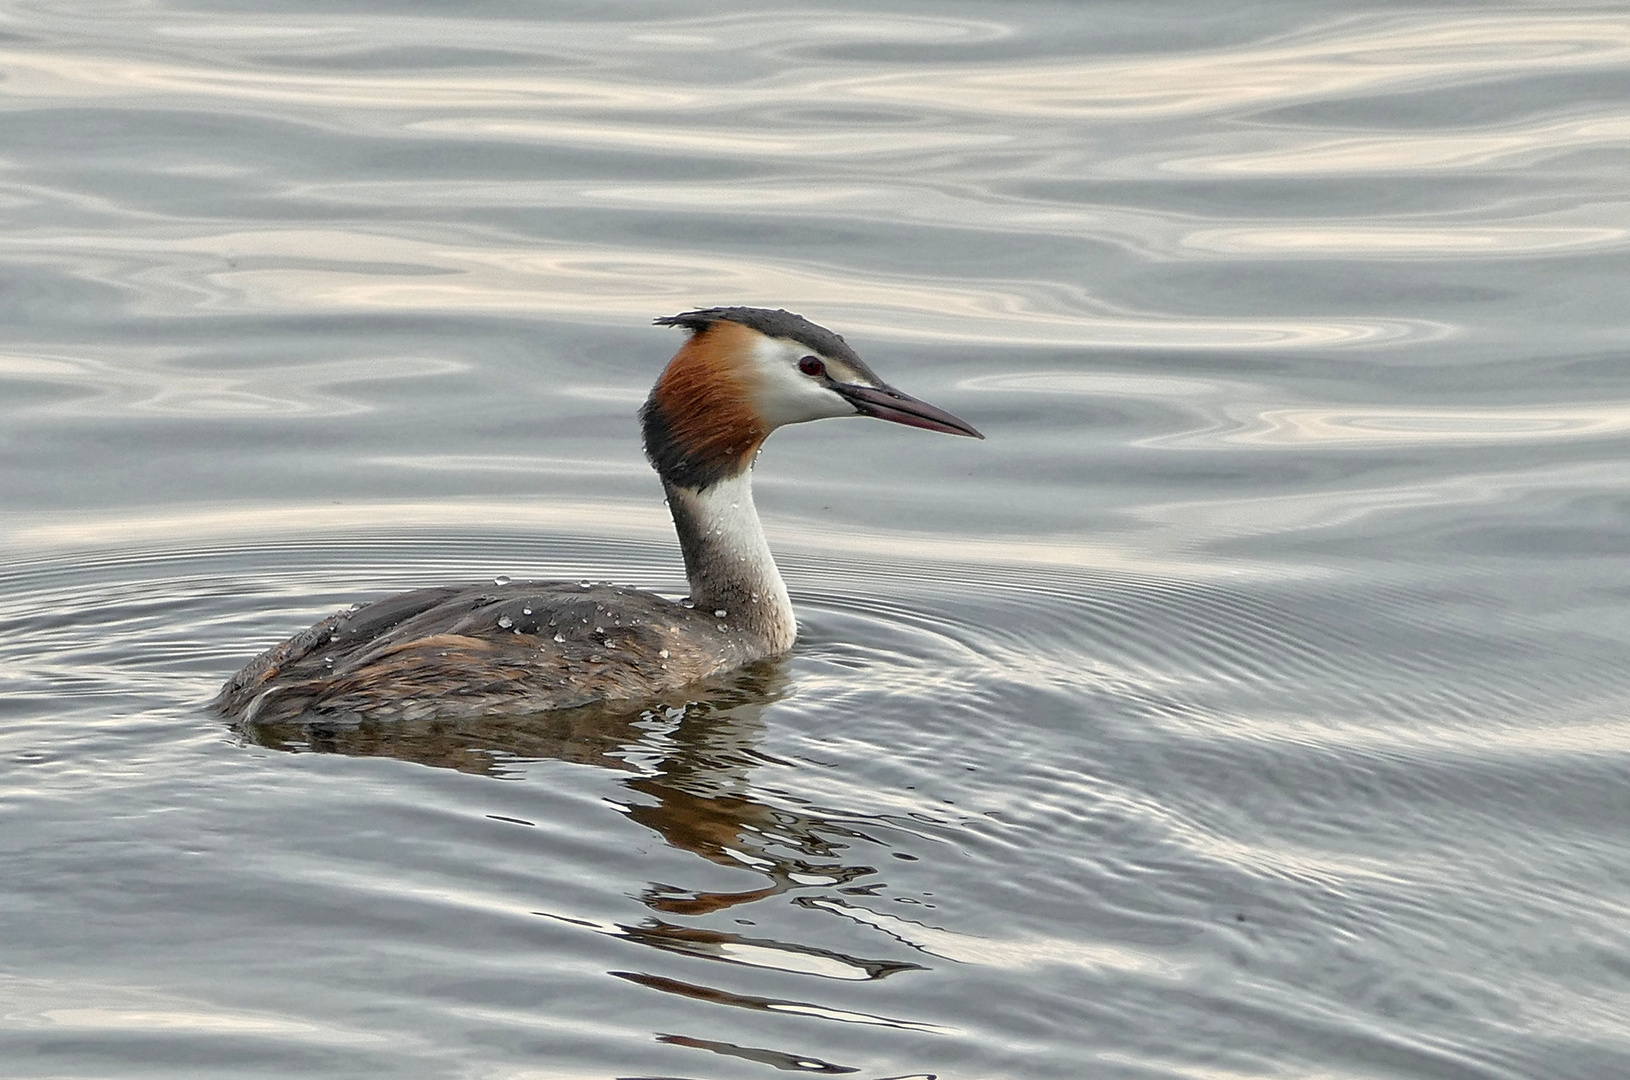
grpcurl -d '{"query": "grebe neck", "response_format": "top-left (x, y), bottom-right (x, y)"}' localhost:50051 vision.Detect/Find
top-left (663, 471), bottom-right (796, 656)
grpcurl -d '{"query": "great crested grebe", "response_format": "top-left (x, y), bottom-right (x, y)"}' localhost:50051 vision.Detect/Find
top-left (215, 307), bottom-right (981, 723)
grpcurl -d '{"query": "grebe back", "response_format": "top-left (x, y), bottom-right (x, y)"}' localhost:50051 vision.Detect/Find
top-left (215, 307), bottom-right (981, 723)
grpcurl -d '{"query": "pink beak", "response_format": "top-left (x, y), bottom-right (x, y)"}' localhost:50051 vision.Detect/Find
top-left (836, 383), bottom-right (983, 439)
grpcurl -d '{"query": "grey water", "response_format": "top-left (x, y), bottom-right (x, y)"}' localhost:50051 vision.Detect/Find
top-left (2, 1), bottom-right (1628, 1077)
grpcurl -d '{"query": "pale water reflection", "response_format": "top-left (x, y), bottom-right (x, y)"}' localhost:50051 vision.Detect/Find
top-left (1, 227), bottom-right (1437, 346)
top-left (4, 1), bottom-right (1630, 1078)
top-left (849, 15), bottom-right (1630, 118)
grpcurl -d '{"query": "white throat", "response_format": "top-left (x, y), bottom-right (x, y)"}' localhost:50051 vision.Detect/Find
top-left (663, 471), bottom-right (796, 656)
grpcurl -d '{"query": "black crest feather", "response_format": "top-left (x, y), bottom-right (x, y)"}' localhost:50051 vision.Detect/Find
top-left (655, 307), bottom-right (869, 372)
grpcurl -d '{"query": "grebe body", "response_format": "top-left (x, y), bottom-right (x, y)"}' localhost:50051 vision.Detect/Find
top-left (216, 307), bottom-right (980, 723)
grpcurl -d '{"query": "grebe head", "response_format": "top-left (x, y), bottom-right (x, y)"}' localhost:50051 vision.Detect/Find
top-left (642, 306), bottom-right (982, 490)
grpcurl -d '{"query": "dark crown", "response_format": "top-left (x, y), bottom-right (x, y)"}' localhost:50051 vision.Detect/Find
top-left (655, 307), bottom-right (870, 373)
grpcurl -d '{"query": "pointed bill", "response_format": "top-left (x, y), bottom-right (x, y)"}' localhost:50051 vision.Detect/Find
top-left (834, 383), bottom-right (984, 439)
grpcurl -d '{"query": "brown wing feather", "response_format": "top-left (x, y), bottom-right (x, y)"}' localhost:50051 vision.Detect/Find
top-left (215, 582), bottom-right (755, 723)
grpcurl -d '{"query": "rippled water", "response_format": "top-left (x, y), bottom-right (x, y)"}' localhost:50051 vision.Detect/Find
top-left (4, 2), bottom-right (1630, 1077)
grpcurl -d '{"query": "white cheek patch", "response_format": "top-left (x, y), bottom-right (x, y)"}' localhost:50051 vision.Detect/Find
top-left (747, 337), bottom-right (860, 428)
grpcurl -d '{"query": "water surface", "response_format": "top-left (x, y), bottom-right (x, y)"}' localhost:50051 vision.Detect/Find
top-left (4, 2), bottom-right (1630, 1077)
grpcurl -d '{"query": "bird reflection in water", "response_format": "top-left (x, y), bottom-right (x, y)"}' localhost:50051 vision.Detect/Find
top-left (233, 660), bottom-right (941, 1074)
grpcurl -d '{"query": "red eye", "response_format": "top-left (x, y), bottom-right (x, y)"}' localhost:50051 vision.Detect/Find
top-left (799, 356), bottom-right (825, 377)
